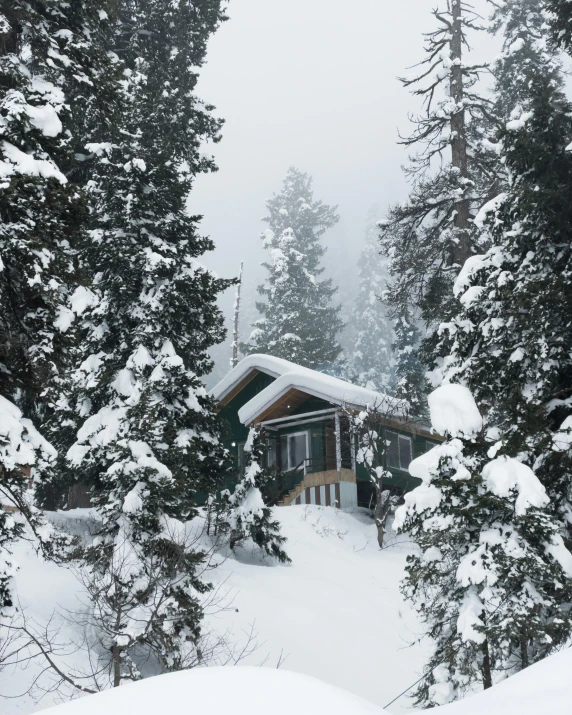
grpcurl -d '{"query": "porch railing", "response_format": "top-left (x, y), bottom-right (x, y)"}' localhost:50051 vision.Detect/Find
top-left (270, 455), bottom-right (354, 505)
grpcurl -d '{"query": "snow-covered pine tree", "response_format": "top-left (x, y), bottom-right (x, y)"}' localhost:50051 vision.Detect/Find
top-left (546, 0), bottom-right (572, 48)
top-left (47, 0), bottom-right (233, 683)
top-left (404, 4), bottom-right (572, 699)
top-left (222, 427), bottom-right (289, 563)
top-left (349, 218), bottom-right (394, 392)
top-left (395, 385), bottom-right (572, 706)
top-left (0, 1), bottom-right (115, 576)
top-left (0, 1), bottom-right (106, 423)
top-left (379, 1), bottom-right (496, 400)
top-left (391, 304), bottom-right (427, 417)
top-left (243, 168), bottom-right (344, 371)
top-left (433, 0), bottom-right (572, 527)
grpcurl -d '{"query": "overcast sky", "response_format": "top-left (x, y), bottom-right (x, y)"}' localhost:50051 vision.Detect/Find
top-left (189, 0), bottom-right (497, 333)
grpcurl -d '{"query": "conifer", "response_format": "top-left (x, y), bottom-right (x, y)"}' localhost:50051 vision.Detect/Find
top-left (243, 168), bottom-right (344, 371)
top-left (349, 219), bottom-right (394, 392)
top-left (395, 386), bottom-right (572, 705)
top-left (380, 1), bottom-right (496, 396)
top-left (46, 0), bottom-right (233, 682)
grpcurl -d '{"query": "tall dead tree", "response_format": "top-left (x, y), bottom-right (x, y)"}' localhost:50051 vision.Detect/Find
top-left (380, 1), bottom-right (494, 397)
top-left (231, 261), bottom-right (244, 369)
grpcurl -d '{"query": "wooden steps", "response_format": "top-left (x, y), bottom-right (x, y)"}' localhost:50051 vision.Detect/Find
top-left (277, 468), bottom-right (356, 507)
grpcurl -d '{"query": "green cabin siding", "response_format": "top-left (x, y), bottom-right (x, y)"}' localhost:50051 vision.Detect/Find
top-left (219, 371), bottom-right (275, 450)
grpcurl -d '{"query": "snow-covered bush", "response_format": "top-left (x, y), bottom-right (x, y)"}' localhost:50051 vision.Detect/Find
top-left (222, 428), bottom-right (289, 563)
top-left (0, 396), bottom-right (56, 613)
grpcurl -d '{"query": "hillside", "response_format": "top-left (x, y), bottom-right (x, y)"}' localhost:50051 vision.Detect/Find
top-left (0, 506), bottom-right (428, 713)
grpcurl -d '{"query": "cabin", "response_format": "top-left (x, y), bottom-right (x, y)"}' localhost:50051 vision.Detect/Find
top-left (211, 354), bottom-right (440, 509)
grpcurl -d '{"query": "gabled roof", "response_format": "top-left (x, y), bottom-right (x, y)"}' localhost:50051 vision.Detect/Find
top-left (211, 354), bottom-right (404, 426)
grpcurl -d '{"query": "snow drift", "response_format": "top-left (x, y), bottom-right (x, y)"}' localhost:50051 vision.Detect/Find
top-left (39, 646), bottom-right (572, 715)
top-left (42, 667), bottom-right (382, 715)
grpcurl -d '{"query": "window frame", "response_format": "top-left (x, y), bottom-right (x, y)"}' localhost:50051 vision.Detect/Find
top-left (280, 431), bottom-right (309, 472)
top-left (385, 430), bottom-right (413, 472)
top-left (237, 441), bottom-right (246, 474)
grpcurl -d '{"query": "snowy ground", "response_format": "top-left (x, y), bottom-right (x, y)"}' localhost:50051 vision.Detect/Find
top-left (0, 506), bottom-right (429, 713)
top-left (37, 648), bottom-right (572, 715)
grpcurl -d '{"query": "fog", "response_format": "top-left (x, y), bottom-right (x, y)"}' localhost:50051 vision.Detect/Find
top-left (189, 0), bottom-right (497, 376)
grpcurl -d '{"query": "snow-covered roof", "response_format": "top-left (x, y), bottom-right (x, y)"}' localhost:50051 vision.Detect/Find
top-left (211, 354), bottom-right (403, 426)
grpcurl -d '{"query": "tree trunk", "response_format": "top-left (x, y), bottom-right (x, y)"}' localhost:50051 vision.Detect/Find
top-left (520, 633), bottom-right (529, 669)
top-left (482, 639), bottom-right (493, 690)
top-left (374, 482), bottom-right (392, 549)
top-left (450, 0), bottom-right (472, 267)
top-left (112, 645), bottom-right (121, 687)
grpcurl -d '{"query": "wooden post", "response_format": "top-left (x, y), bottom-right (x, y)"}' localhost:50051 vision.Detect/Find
top-left (350, 425), bottom-right (357, 474)
top-left (334, 411), bottom-right (342, 477)
top-left (231, 261), bottom-right (244, 369)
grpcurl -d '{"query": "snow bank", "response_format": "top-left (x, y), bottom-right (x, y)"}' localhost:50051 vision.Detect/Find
top-left (428, 385), bottom-right (483, 438)
top-left (433, 647), bottom-right (572, 715)
top-left (39, 645), bottom-right (572, 715)
top-left (42, 668), bottom-right (383, 715)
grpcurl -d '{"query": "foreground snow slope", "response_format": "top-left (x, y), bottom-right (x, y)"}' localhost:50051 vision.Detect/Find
top-left (41, 647), bottom-right (572, 715)
top-left (2, 505), bottom-right (569, 714)
top-left (43, 667), bottom-right (383, 715)
top-left (436, 646), bottom-right (572, 715)
top-left (204, 506), bottom-right (426, 710)
top-left (1, 506), bottom-right (426, 713)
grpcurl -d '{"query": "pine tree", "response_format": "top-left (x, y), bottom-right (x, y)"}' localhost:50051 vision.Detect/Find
top-left (0, 1), bottom-right (102, 422)
top-left (45, 0), bottom-right (233, 683)
top-left (402, 2), bottom-right (572, 700)
top-left (0, 1), bottom-right (116, 599)
top-left (392, 304), bottom-right (427, 417)
top-left (546, 0), bottom-right (572, 49)
top-left (349, 218), bottom-right (394, 392)
top-left (432, 0), bottom-right (572, 525)
top-left (379, 1), bottom-right (496, 396)
top-left (222, 427), bottom-right (289, 563)
top-left (243, 167), bottom-right (344, 371)
top-left (395, 386), bottom-right (572, 706)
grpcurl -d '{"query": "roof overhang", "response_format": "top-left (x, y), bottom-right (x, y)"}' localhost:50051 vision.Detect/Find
top-left (211, 354), bottom-right (295, 407)
top-left (211, 354), bottom-right (409, 428)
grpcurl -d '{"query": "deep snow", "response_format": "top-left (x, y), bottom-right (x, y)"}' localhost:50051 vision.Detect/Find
top-left (0, 506), bottom-right (428, 713)
top-left (37, 645), bottom-right (572, 715)
top-left (1, 505), bottom-right (568, 715)
top-left (41, 667), bottom-right (384, 715)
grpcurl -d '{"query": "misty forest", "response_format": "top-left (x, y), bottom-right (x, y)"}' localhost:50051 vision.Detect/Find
top-left (1, 1), bottom-right (572, 714)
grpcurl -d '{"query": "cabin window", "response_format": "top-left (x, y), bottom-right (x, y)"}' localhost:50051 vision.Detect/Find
top-left (280, 432), bottom-right (308, 471)
top-left (426, 441), bottom-right (437, 453)
top-left (237, 442), bottom-right (246, 474)
top-left (386, 432), bottom-right (412, 471)
top-left (267, 438), bottom-right (277, 469)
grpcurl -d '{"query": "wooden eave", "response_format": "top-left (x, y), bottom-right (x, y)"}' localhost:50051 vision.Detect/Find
top-left (215, 369), bottom-right (260, 409)
top-left (250, 387), bottom-right (315, 424)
